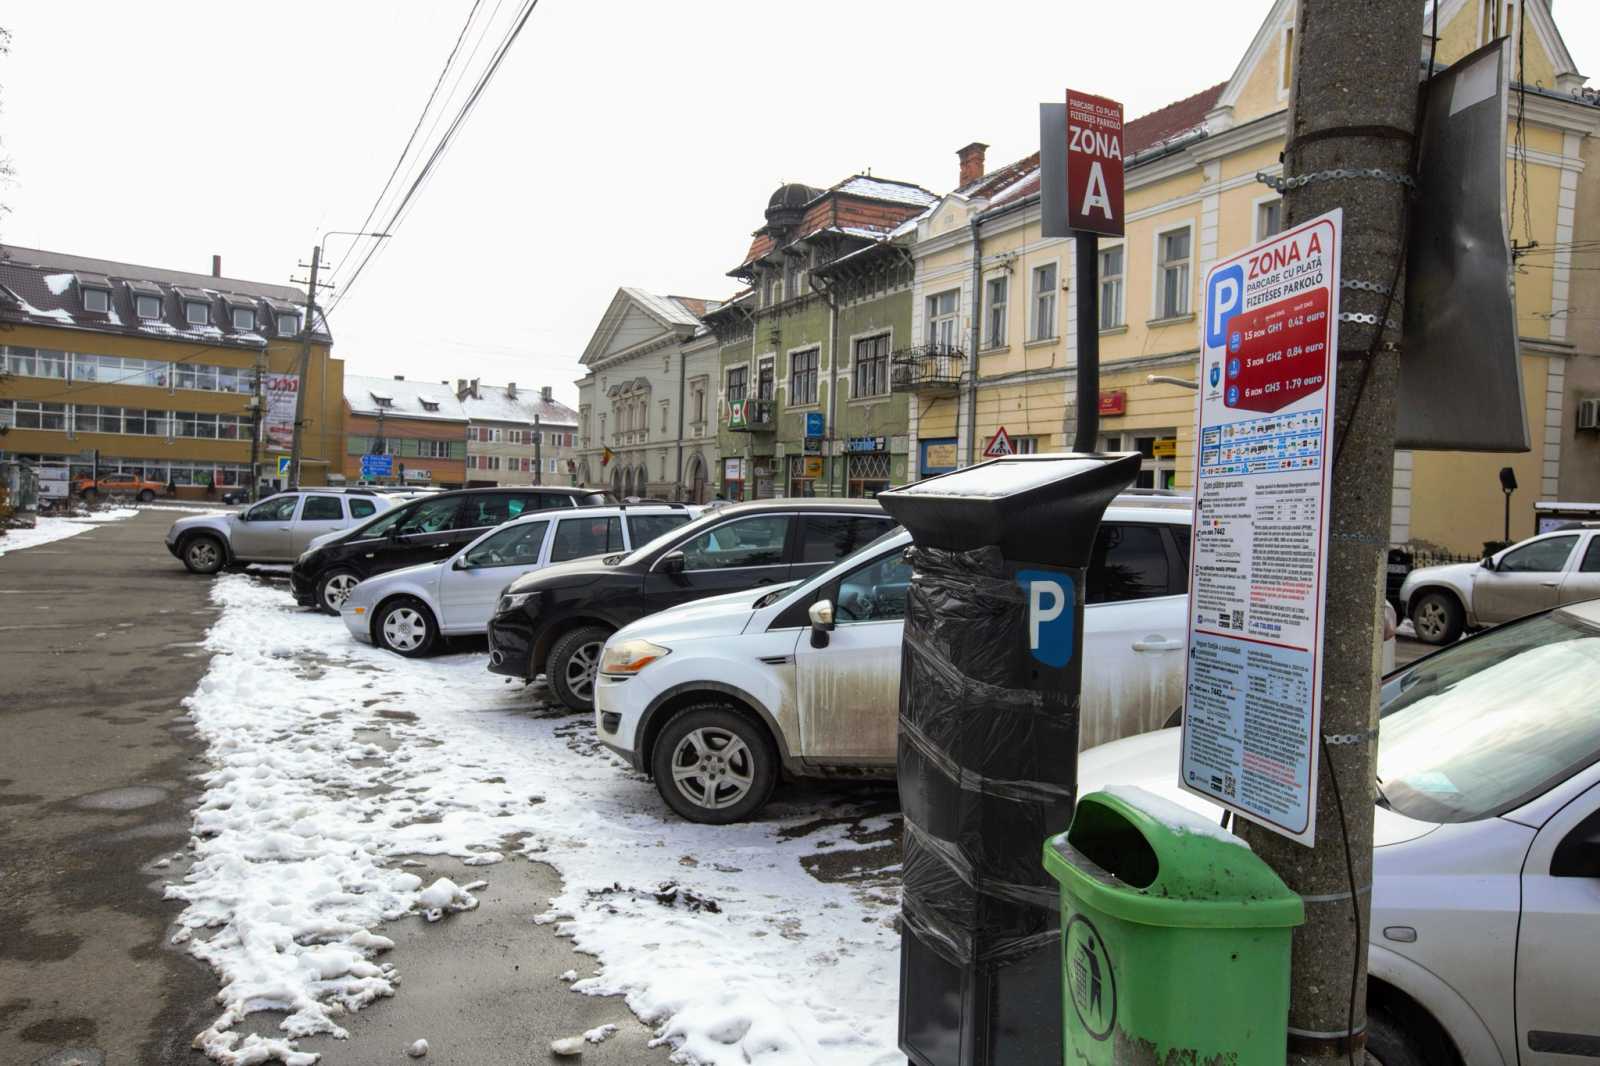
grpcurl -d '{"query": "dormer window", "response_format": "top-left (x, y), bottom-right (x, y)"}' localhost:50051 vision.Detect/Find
top-left (185, 301), bottom-right (210, 326)
top-left (231, 307), bottom-right (256, 331)
top-left (135, 294), bottom-right (162, 319)
top-left (420, 400), bottom-right (440, 412)
top-left (82, 287), bottom-right (111, 313)
top-left (371, 393), bottom-right (394, 409)
top-left (276, 312), bottom-right (299, 336)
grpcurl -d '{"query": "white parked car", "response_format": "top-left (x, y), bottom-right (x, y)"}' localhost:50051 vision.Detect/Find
top-left (594, 499), bottom-right (1193, 823)
top-left (165, 490), bottom-right (399, 574)
top-left (1399, 525), bottom-right (1600, 644)
top-left (1078, 599), bottom-right (1600, 1066)
top-left (343, 504), bottom-right (700, 656)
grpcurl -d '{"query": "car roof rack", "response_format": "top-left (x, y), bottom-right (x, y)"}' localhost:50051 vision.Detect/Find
top-left (618, 499), bottom-right (689, 509)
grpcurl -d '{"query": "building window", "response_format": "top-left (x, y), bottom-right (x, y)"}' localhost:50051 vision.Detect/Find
top-left (417, 439), bottom-right (450, 459)
top-left (1099, 246), bottom-right (1125, 330)
top-left (847, 452), bottom-right (891, 498)
top-left (231, 307), bottom-right (256, 331)
top-left (1099, 430), bottom-right (1178, 489)
top-left (660, 403), bottom-right (669, 432)
top-left (172, 411), bottom-right (247, 440)
top-left (185, 301), bottom-right (210, 326)
top-left (853, 334), bottom-right (890, 398)
top-left (135, 294), bottom-right (162, 319)
top-left (1257, 200), bottom-right (1283, 240)
top-left (79, 352), bottom-right (174, 388)
top-left (82, 287), bottom-right (110, 314)
top-left (926, 290), bottom-right (959, 349)
top-left (790, 349), bottom-right (819, 406)
top-left (2, 347), bottom-right (69, 380)
top-left (1157, 228), bottom-right (1191, 319)
top-left (757, 358), bottom-right (775, 402)
top-left (766, 275), bottom-right (784, 307)
top-left (1281, 26), bottom-right (1294, 92)
top-left (1013, 435), bottom-right (1042, 455)
top-left (372, 394), bottom-right (394, 408)
top-left (276, 312), bottom-right (299, 336)
top-left (787, 455), bottom-right (818, 498)
top-left (725, 366), bottom-right (748, 409)
top-left (985, 276), bottom-right (1008, 347)
top-left (1031, 262), bottom-right (1058, 341)
top-left (692, 387), bottom-right (705, 423)
top-left (0, 400), bottom-right (69, 430)
top-left (421, 399), bottom-right (440, 412)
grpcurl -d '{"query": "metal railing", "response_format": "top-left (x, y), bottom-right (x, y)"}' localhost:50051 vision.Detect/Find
top-left (891, 344), bottom-right (965, 393)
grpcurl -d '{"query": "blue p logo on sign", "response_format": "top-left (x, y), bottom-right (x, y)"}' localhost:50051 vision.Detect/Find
top-left (1017, 569), bottom-right (1076, 668)
top-left (1205, 264), bottom-right (1245, 350)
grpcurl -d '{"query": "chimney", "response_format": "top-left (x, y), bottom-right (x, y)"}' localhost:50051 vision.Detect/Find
top-left (506, 382), bottom-right (517, 399)
top-left (540, 385), bottom-right (553, 402)
top-left (394, 374), bottom-right (405, 380)
top-left (469, 377), bottom-right (480, 400)
top-left (211, 255), bottom-right (222, 277)
top-left (456, 378), bottom-right (468, 398)
top-left (957, 142), bottom-right (989, 187)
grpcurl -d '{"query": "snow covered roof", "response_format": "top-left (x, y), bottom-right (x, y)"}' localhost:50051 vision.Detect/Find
top-left (458, 383), bottom-right (578, 427)
top-left (831, 175), bottom-right (939, 207)
top-left (344, 374), bottom-right (467, 422)
top-left (620, 288), bottom-right (705, 328)
top-left (0, 249), bottom-right (326, 350)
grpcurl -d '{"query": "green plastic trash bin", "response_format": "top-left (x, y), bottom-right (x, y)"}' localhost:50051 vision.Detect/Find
top-left (1041, 788), bottom-right (1305, 1064)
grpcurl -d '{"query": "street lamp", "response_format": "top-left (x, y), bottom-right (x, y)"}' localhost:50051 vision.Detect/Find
top-left (1499, 466), bottom-right (1518, 543)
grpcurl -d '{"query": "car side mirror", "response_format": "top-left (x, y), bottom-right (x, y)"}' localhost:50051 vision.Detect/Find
top-left (452, 556), bottom-right (468, 570)
top-left (1552, 815), bottom-right (1600, 879)
top-left (808, 599), bottom-right (835, 648)
top-left (1480, 556), bottom-right (1497, 571)
top-left (659, 551), bottom-right (686, 574)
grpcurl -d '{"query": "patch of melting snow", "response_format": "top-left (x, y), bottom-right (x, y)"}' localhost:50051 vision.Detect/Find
top-left (0, 508), bottom-right (138, 556)
top-left (173, 577), bottom-right (903, 1065)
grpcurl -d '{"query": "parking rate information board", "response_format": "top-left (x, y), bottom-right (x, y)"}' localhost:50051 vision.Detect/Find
top-left (1180, 209), bottom-right (1342, 847)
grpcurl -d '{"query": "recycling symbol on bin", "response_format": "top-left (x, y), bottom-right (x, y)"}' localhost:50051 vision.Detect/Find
top-left (1065, 914), bottom-right (1117, 1041)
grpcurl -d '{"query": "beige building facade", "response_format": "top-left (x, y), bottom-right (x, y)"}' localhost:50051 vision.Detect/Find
top-left (458, 380), bottom-right (578, 486)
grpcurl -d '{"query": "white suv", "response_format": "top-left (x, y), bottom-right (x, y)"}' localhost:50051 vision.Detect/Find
top-left (594, 499), bottom-right (1193, 823)
top-left (164, 490), bottom-right (401, 574)
top-left (343, 504), bottom-right (700, 656)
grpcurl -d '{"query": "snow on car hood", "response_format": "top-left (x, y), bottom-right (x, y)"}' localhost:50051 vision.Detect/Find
top-left (618, 581), bottom-right (803, 644)
top-left (1077, 727), bottom-right (1439, 848)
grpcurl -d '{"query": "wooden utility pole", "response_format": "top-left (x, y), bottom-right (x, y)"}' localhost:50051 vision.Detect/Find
top-left (287, 245), bottom-right (322, 491)
top-left (1234, 2), bottom-right (1422, 1062)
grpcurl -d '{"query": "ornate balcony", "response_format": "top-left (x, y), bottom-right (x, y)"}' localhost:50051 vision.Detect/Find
top-left (727, 397), bottom-right (776, 433)
top-left (891, 343), bottom-right (965, 395)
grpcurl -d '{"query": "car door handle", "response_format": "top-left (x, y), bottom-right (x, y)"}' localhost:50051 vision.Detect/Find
top-left (1132, 638), bottom-right (1183, 652)
top-left (1541, 580), bottom-right (1560, 587)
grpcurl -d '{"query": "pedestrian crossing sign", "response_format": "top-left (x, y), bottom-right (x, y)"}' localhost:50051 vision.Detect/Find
top-left (983, 427), bottom-right (1014, 458)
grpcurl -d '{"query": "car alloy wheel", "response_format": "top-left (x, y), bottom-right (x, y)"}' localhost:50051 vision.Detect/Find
top-left (319, 571), bottom-right (360, 614)
top-left (184, 537), bottom-right (224, 575)
top-left (381, 606), bottom-right (427, 652)
top-left (668, 727), bottom-right (756, 812)
top-left (547, 625), bottom-right (612, 711)
top-left (1410, 590), bottom-right (1463, 646)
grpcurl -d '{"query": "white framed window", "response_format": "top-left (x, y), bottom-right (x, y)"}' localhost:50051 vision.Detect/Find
top-left (789, 349), bottom-right (818, 406)
top-left (757, 356), bottom-right (776, 402)
top-left (1155, 227), bottom-right (1192, 319)
top-left (231, 307), bottom-right (256, 331)
top-left (1031, 262), bottom-right (1058, 341)
top-left (1013, 436), bottom-right (1042, 455)
top-left (984, 275), bottom-right (1008, 348)
top-left (135, 294), bottom-right (162, 319)
top-left (1099, 430), bottom-right (1179, 489)
top-left (853, 333), bottom-right (891, 398)
top-left (725, 366), bottom-right (747, 408)
top-left (926, 289), bottom-right (959, 349)
top-left (1256, 198), bottom-right (1283, 240)
top-left (276, 312), bottom-right (299, 336)
top-left (185, 301), bottom-right (210, 326)
top-left (1279, 25), bottom-right (1294, 97)
top-left (417, 439), bottom-right (450, 459)
top-left (1098, 246), bottom-right (1125, 330)
top-left (82, 287), bottom-right (110, 313)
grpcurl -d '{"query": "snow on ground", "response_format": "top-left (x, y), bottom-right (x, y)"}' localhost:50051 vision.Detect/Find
top-left (173, 576), bottom-right (903, 1066)
top-left (0, 507), bottom-right (139, 556)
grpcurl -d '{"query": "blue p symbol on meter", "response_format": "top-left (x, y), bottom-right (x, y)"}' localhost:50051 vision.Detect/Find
top-left (1206, 264), bottom-right (1245, 350)
top-left (1018, 570), bottom-right (1076, 668)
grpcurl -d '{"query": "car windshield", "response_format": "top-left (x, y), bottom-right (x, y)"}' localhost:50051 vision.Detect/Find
top-left (1376, 606), bottom-right (1600, 823)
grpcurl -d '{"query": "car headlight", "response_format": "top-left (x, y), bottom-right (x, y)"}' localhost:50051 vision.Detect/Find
top-left (498, 591), bottom-right (535, 614)
top-left (600, 639), bottom-right (670, 676)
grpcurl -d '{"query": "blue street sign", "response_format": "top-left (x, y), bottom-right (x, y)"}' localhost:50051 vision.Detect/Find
top-left (361, 454), bottom-right (394, 478)
top-left (805, 411), bottom-right (825, 438)
top-left (277, 456), bottom-right (292, 478)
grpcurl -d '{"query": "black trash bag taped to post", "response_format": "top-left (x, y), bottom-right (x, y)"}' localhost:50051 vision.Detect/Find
top-left (896, 542), bottom-right (1080, 974)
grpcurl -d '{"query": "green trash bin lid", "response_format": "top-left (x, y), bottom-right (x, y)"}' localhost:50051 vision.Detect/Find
top-left (1043, 787), bottom-right (1305, 930)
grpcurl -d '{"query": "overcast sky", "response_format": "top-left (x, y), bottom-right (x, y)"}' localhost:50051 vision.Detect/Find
top-left (4, 2), bottom-right (1597, 406)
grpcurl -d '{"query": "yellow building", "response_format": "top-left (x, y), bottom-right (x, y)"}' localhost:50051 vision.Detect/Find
top-left (909, 0), bottom-right (1597, 554)
top-left (0, 247), bottom-right (344, 496)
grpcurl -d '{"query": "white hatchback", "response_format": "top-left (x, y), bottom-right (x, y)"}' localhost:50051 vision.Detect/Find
top-left (594, 499), bottom-right (1193, 822)
top-left (343, 504), bottom-right (699, 656)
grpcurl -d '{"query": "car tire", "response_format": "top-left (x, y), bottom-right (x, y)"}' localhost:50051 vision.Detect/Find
top-left (1365, 1006), bottom-right (1429, 1066)
top-left (651, 705), bottom-right (778, 825)
top-left (81, 488), bottom-right (97, 502)
top-left (137, 489), bottom-right (155, 502)
top-left (181, 534), bottom-right (226, 575)
top-left (316, 568), bottom-right (362, 615)
top-left (547, 625), bottom-right (612, 711)
top-left (373, 597), bottom-right (439, 658)
top-left (1409, 590), bottom-right (1464, 646)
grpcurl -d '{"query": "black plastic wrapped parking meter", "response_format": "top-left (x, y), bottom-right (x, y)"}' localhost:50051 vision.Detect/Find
top-left (877, 452), bottom-right (1141, 1066)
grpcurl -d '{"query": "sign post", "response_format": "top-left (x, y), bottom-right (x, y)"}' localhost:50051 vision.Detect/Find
top-left (1179, 209), bottom-right (1343, 846)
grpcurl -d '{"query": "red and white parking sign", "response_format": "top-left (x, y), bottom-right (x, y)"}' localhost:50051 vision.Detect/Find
top-left (1066, 90), bottom-right (1124, 236)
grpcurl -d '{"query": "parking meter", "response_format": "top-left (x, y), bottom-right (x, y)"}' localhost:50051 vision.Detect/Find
top-left (878, 452), bottom-right (1141, 1066)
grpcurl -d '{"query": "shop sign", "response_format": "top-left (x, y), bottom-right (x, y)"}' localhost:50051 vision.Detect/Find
top-left (723, 458), bottom-right (744, 479)
top-left (1152, 437), bottom-right (1177, 459)
top-left (262, 373), bottom-right (299, 450)
top-left (921, 438), bottom-right (959, 474)
top-left (403, 468), bottom-right (432, 482)
top-left (1180, 208), bottom-right (1343, 847)
top-left (805, 411), bottom-right (826, 437)
top-left (803, 436), bottom-right (823, 455)
top-left (847, 436), bottom-right (886, 453)
top-left (803, 457), bottom-right (824, 479)
top-left (1097, 390), bottom-right (1126, 416)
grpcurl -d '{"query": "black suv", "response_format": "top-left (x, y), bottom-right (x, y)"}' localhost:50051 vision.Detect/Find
top-left (291, 485), bottom-right (612, 613)
top-left (487, 499), bottom-right (895, 710)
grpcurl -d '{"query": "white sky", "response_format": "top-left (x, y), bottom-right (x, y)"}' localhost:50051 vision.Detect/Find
top-left (3, 1), bottom-right (1597, 407)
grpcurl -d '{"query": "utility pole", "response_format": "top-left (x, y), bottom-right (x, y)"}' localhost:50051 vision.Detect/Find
top-left (246, 355), bottom-right (263, 502)
top-left (1234, 3), bottom-right (1421, 1063)
top-left (288, 245), bottom-right (332, 491)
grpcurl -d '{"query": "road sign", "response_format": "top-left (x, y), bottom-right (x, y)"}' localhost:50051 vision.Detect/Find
top-left (983, 427), bottom-right (1014, 458)
top-left (277, 456), bottom-right (291, 478)
top-left (1065, 90), bottom-right (1124, 237)
top-left (360, 454), bottom-right (393, 478)
top-left (1180, 209), bottom-right (1343, 847)
top-left (805, 411), bottom-right (825, 438)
